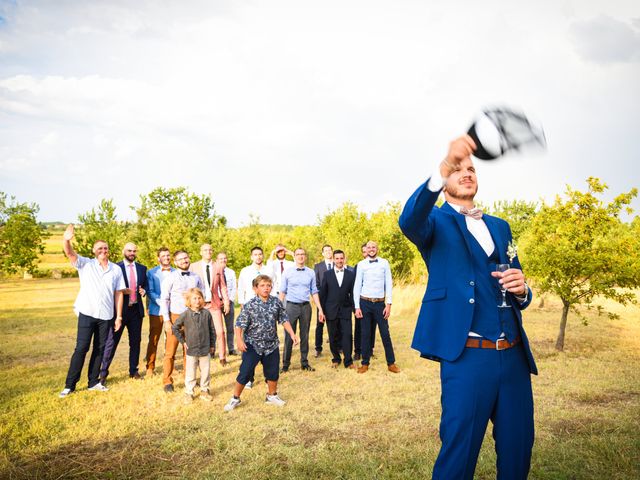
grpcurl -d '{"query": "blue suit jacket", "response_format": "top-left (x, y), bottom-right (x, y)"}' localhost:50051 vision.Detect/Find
top-left (399, 180), bottom-right (537, 375)
top-left (117, 261), bottom-right (148, 319)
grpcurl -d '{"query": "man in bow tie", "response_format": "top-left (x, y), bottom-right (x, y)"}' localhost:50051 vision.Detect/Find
top-left (159, 250), bottom-right (205, 393)
top-left (399, 135), bottom-right (535, 479)
top-left (279, 248), bottom-right (325, 372)
top-left (353, 240), bottom-right (400, 374)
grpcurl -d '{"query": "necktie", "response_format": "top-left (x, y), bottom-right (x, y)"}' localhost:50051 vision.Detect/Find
top-left (206, 264), bottom-right (211, 285)
top-left (328, 262), bottom-right (332, 270)
top-left (296, 268), bottom-right (304, 271)
top-left (181, 271), bottom-right (190, 276)
top-left (280, 261), bottom-right (284, 274)
top-left (128, 263), bottom-right (137, 304)
top-left (460, 206), bottom-right (483, 220)
top-left (369, 259), bottom-right (378, 263)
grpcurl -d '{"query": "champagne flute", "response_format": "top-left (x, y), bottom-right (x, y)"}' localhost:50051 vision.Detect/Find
top-left (496, 263), bottom-right (510, 308)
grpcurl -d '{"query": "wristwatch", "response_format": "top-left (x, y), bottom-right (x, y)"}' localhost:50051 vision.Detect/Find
top-left (514, 282), bottom-right (529, 303)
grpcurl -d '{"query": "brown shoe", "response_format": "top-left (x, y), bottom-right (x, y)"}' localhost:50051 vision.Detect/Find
top-left (331, 362), bottom-right (339, 369)
top-left (130, 372), bottom-right (143, 380)
top-left (387, 364), bottom-right (401, 373)
top-left (347, 364), bottom-right (356, 370)
top-left (357, 365), bottom-right (369, 374)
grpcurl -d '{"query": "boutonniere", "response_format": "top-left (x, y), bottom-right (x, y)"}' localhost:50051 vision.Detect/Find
top-left (507, 241), bottom-right (518, 263)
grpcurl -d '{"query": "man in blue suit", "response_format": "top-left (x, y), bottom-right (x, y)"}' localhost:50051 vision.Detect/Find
top-left (100, 242), bottom-right (148, 383)
top-left (399, 135), bottom-right (536, 479)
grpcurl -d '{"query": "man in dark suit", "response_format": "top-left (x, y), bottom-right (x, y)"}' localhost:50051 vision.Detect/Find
top-left (100, 242), bottom-right (148, 383)
top-left (399, 134), bottom-right (535, 479)
top-left (319, 249), bottom-right (356, 369)
top-left (313, 244), bottom-right (334, 357)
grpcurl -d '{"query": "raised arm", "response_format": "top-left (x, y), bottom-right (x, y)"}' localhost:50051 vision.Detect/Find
top-left (62, 224), bottom-right (78, 265)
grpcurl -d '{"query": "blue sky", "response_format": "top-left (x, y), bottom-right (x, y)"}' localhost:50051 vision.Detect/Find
top-left (1, 0), bottom-right (638, 225)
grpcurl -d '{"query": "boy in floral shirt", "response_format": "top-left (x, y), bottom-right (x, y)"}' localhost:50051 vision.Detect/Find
top-left (224, 275), bottom-right (299, 411)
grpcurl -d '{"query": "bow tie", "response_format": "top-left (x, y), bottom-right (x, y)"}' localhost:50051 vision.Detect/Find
top-left (296, 268), bottom-right (305, 271)
top-left (181, 271), bottom-right (190, 276)
top-left (460, 206), bottom-right (483, 220)
top-left (335, 269), bottom-right (344, 273)
top-left (161, 268), bottom-right (171, 271)
top-left (369, 259), bottom-right (378, 263)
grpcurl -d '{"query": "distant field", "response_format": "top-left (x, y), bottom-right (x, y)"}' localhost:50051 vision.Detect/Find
top-left (0, 278), bottom-right (638, 479)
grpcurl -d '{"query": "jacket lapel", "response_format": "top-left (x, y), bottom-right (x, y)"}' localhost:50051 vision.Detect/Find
top-left (442, 202), bottom-right (473, 255)
top-left (483, 215), bottom-right (507, 263)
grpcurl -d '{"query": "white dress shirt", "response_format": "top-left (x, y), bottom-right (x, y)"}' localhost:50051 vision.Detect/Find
top-left (72, 256), bottom-right (126, 320)
top-left (237, 264), bottom-right (274, 305)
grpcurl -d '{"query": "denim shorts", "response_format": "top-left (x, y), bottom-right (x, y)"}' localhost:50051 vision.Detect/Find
top-left (237, 343), bottom-right (280, 384)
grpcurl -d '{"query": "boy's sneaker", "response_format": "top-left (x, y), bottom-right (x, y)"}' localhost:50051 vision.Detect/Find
top-left (245, 380), bottom-right (253, 389)
top-left (265, 393), bottom-right (286, 407)
top-left (200, 391), bottom-right (213, 402)
top-left (88, 383), bottom-right (108, 392)
top-left (59, 388), bottom-right (72, 398)
top-left (184, 394), bottom-right (194, 404)
top-left (224, 397), bottom-right (241, 412)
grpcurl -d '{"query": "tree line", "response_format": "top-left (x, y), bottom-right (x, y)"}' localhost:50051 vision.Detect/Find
top-left (1, 178), bottom-right (638, 351)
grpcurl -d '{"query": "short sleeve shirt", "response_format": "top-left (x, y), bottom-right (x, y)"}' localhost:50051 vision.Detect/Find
top-left (235, 296), bottom-right (289, 355)
top-left (73, 255), bottom-right (126, 320)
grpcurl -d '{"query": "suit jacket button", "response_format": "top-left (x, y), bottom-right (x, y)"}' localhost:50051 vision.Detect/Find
top-left (469, 298), bottom-right (475, 304)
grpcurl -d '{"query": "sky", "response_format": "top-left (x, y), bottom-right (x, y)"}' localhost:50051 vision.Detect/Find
top-left (1, 0), bottom-right (639, 226)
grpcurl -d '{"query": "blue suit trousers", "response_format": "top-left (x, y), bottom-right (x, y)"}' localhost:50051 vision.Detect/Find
top-left (433, 344), bottom-right (534, 480)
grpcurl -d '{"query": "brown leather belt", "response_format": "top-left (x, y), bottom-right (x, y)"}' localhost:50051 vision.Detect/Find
top-left (465, 337), bottom-right (521, 351)
top-left (360, 296), bottom-right (386, 303)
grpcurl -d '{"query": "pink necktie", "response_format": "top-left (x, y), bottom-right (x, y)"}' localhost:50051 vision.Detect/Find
top-left (460, 206), bottom-right (483, 220)
top-left (280, 261), bottom-right (284, 274)
top-left (129, 263), bottom-right (137, 304)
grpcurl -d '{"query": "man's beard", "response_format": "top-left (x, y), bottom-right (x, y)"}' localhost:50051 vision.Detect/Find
top-left (445, 183), bottom-right (477, 202)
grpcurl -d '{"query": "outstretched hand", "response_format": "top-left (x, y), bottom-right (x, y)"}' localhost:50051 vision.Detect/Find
top-left (63, 224), bottom-right (75, 241)
top-left (440, 135), bottom-right (477, 178)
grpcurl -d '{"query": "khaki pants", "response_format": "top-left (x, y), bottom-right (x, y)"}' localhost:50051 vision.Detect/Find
top-left (184, 354), bottom-right (211, 395)
top-left (162, 313), bottom-right (186, 386)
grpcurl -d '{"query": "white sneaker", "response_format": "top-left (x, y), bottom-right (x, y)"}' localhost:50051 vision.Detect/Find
top-left (245, 380), bottom-right (253, 389)
top-left (224, 397), bottom-right (241, 412)
top-left (88, 383), bottom-right (109, 392)
top-left (59, 388), bottom-right (72, 398)
top-left (265, 393), bottom-right (286, 407)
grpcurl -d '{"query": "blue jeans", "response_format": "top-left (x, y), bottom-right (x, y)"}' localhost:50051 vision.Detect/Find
top-left (64, 313), bottom-right (110, 390)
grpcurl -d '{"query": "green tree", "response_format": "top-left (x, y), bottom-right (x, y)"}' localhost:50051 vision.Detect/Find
top-left (317, 202), bottom-right (371, 265)
top-left (488, 199), bottom-right (538, 242)
top-left (519, 177), bottom-right (640, 351)
top-left (75, 199), bottom-right (129, 259)
top-left (0, 193), bottom-right (48, 275)
top-left (132, 187), bottom-right (224, 267)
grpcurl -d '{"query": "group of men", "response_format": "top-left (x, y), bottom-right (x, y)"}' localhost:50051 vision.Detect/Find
top-left (59, 234), bottom-right (401, 398)
top-left (57, 130), bottom-right (537, 478)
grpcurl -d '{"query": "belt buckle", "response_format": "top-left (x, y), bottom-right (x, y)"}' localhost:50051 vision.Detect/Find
top-left (495, 338), bottom-right (508, 351)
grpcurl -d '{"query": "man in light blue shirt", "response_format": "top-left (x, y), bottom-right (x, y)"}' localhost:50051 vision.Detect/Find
top-left (353, 241), bottom-right (400, 374)
top-left (279, 248), bottom-right (325, 372)
top-left (59, 225), bottom-right (126, 398)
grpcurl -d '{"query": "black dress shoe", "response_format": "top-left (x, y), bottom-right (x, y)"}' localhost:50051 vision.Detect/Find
top-left (229, 350), bottom-right (238, 356)
top-left (130, 372), bottom-right (142, 380)
top-left (313, 350), bottom-right (321, 358)
top-left (301, 365), bottom-right (315, 372)
top-left (163, 384), bottom-right (174, 393)
top-left (280, 366), bottom-right (289, 373)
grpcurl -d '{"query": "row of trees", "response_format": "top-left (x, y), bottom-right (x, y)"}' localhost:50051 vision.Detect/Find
top-left (1, 178), bottom-right (638, 351)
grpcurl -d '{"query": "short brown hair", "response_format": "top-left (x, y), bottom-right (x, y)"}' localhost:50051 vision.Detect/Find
top-left (252, 274), bottom-right (273, 288)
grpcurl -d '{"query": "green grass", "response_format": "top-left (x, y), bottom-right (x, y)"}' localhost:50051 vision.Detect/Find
top-left (0, 279), bottom-right (638, 479)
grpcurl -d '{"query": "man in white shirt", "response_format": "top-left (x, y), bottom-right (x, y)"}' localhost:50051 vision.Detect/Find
top-left (266, 244), bottom-right (294, 295)
top-left (237, 247), bottom-right (273, 306)
top-left (59, 225), bottom-right (126, 398)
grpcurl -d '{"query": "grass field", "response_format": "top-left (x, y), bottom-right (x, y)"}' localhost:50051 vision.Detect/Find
top-left (0, 277), bottom-right (638, 479)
